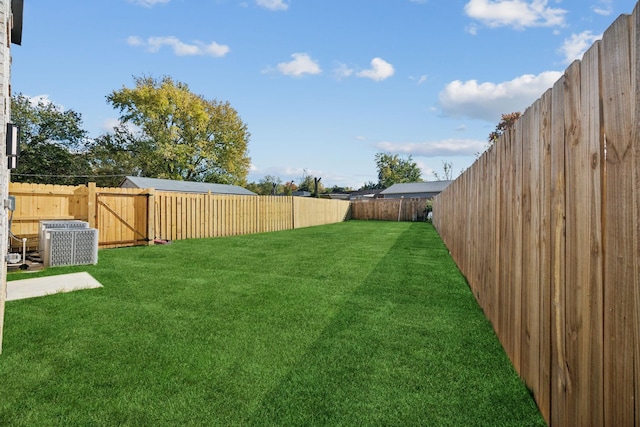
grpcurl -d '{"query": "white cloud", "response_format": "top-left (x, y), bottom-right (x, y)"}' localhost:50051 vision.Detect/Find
top-left (438, 71), bottom-right (562, 122)
top-left (128, 0), bottom-right (169, 6)
top-left (466, 24), bottom-right (479, 35)
top-left (592, 0), bottom-right (613, 16)
top-left (559, 31), bottom-right (601, 64)
top-left (374, 139), bottom-right (486, 157)
top-left (277, 53), bottom-right (322, 77)
top-left (333, 58), bottom-right (395, 81)
top-left (416, 160), bottom-right (434, 178)
top-left (127, 36), bottom-right (143, 46)
top-left (356, 58), bottom-right (395, 82)
top-left (464, 0), bottom-right (567, 29)
top-left (409, 74), bottom-right (428, 84)
top-left (257, 0), bottom-right (289, 11)
top-left (24, 94), bottom-right (62, 110)
top-left (333, 63), bottom-right (355, 79)
top-left (127, 36), bottom-right (230, 57)
top-left (101, 118), bottom-right (121, 133)
top-left (101, 118), bottom-right (142, 135)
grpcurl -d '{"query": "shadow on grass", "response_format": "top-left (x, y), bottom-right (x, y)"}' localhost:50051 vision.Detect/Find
top-left (249, 223), bottom-right (545, 426)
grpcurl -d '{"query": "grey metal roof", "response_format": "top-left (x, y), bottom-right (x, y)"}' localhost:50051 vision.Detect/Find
top-left (121, 176), bottom-right (256, 196)
top-left (380, 181), bottom-right (453, 195)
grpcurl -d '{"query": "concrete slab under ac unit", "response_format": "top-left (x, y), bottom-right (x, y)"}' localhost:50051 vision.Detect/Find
top-left (6, 272), bottom-right (103, 301)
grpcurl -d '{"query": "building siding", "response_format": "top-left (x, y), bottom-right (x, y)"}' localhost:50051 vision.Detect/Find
top-left (1, 0), bottom-right (13, 353)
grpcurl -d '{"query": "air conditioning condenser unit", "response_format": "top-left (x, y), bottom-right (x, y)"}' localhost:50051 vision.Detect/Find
top-left (43, 228), bottom-right (98, 267)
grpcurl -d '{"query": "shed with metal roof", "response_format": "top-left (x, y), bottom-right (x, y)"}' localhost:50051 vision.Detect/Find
top-left (379, 181), bottom-right (452, 199)
top-left (120, 176), bottom-right (256, 196)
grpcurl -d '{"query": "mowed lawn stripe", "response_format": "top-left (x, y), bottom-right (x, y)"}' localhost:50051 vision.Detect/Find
top-left (250, 223), bottom-right (544, 426)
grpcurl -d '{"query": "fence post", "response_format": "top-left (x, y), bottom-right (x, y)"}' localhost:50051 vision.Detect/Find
top-left (147, 188), bottom-right (155, 245)
top-left (206, 190), bottom-right (212, 237)
top-left (291, 196), bottom-right (296, 229)
top-left (87, 182), bottom-right (96, 229)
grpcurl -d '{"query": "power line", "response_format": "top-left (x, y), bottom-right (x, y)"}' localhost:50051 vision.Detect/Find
top-left (11, 173), bottom-right (128, 178)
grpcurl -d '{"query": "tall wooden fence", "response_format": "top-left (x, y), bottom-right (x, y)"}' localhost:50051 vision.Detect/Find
top-left (350, 198), bottom-right (429, 221)
top-left (8, 182), bottom-right (350, 250)
top-left (154, 191), bottom-right (350, 241)
top-left (8, 182), bottom-right (154, 250)
top-left (432, 6), bottom-right (639, 426)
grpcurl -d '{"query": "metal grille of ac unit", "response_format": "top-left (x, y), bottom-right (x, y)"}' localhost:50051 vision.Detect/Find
top-left (44, 228), bottom-right (98, 267)
top-left (39, 220), bottom-right (89, 254)
top-left (72, 229), bottom-right (99, 265)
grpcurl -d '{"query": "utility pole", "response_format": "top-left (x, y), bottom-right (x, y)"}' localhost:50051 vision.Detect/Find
top-left (0, 0), bottom-right (22, 354)
top-left (314, 177), bottom-right (321, 198)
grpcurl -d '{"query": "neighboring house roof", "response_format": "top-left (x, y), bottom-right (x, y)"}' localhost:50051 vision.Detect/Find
top-left (380, 181), bottom-right (453, 196)
top-left (120, 176), bottom-right (256, 196)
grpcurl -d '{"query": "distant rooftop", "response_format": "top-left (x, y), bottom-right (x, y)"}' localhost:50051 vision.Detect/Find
top-left (380, 181), bottom-right (453, 195)
top-left (120, 176), bottom-right (256, 196)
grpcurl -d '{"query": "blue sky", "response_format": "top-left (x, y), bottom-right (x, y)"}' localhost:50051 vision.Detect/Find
top-left (10, 0), bottom-right (638, 189)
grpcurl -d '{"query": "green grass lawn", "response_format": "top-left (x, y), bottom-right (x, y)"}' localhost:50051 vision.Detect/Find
top-left (1, 221), bottom-right (544, 426)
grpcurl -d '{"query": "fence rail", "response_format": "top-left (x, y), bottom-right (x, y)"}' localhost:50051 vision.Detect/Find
top-left (433, 6), bottom-right (639, 426)
top-left (8, 182), bottom-right (350, 250)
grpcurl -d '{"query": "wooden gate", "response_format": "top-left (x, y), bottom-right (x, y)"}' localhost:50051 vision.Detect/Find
top-left (94, 188), bottom-right (154, 248)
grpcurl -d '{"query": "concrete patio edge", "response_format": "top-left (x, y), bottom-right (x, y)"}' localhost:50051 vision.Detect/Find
top-left (6, 272), bottom-right (103, 301)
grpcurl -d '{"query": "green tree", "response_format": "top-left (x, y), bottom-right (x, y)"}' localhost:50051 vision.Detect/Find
top-left (261, 175), bottom-right (283, 195)
top-left (328, 185), bottom-right (353, 194)
top-left (249, 175), bottom-right (283, 195)
top-left (297, 169), bottom-right (324, 194)
top-left (359, 181), bottom-right (383, 191)
top-left (375, 152), bottom-right (422, 188)
top-left (282, 180), bottom-right (296, 196)
top-left (87, 125), bottom-right (143, 187)
top-left (106, 75), bottom-right (251, 184)
top-left (10, 94), bottom-right (91, 185)
top-left (245, 181), bottom-right (260, 194)
top-left (247, 177), bottom-right (297, 195)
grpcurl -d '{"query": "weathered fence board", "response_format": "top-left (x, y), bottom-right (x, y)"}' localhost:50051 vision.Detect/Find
top-left (602, 13), bottom-right (636, 427)
top-left (634, 6), bottom-right (640, 423)
top-left (538, 87), bottom-right (553, 422)
top-left (432, 3), bottom-right (640, 425)
top-left (548, 74), bottom-right (568, 427)
top-left (350, 198), bottom-right (428, 222)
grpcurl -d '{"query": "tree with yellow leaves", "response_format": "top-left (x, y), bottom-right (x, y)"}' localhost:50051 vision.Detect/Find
top-left (106, 75), bottom-right (251, 185)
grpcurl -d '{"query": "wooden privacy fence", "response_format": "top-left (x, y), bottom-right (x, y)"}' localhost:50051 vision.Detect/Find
top-left (9, 182), bottom-right (153, 250)
top-left (154, 191), bottom-right (351, 241)
top-left (433, 6), bottom-right (639, 427)
top-left (350, 198), bottom-right (429, 221)
top-left (8, 182), bottom-right (350, 250)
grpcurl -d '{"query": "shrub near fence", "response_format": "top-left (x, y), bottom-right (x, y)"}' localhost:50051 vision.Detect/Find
top-left (8, 182), bottom-right (351, 250)
top-left (433, 7), bottom-right (639, 427)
